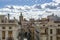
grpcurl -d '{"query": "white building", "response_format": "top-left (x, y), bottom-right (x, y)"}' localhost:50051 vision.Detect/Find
top-left (0, 14), bottom-right (19, 40)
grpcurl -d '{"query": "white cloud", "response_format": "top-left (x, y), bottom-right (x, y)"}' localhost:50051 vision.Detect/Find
top-left (53, 0), bottom-right (60, 3)
top-left (0, 1), bottom-right (60, 20)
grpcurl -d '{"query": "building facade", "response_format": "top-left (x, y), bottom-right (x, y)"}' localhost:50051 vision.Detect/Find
top-left (0, 13), bottom-right (60, 40)
top-left (39, 14), bottom-right (60, 40)
top-left (18, 13), bottom-right (60, 40)
top-left (0, 14), bottom-right (19, 40)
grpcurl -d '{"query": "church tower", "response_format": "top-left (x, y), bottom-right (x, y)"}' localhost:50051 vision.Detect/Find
top-left (19, 12), bottom-right (24, 25)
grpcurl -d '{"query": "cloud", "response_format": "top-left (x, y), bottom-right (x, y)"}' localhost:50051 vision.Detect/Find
top-left (0, 5), bottom-right (46, 19)
top-left (32, 4), bottom-right (42, 9)
top-left (53, 0), bottom-right (60, 3)
top-left (0, 1), bottom-right (60, 19)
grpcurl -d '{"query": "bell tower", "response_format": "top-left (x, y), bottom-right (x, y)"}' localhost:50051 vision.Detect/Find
top-left (19, 12), bottom-right (23, 24)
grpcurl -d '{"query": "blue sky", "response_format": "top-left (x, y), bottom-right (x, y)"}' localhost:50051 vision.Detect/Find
top-left (0, 0), bottom-right (52, 8)
top-left (0, 0), bottom-right (60, 19)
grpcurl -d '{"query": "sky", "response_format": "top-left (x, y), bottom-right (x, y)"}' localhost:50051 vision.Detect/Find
top-left (53, 0), bottom-right (60, 3)
top-left (0, 0), bottom-right (60, 19)
top-left (0, 0), bottom-right (52, 8)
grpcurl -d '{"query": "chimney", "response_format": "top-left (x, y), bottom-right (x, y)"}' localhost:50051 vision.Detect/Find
top-left (8, 14), bottom-right (10, 22)
top-left (14, 17), bottom-right (17, 22)
top-left (14, 17), bottom-right (15, 20)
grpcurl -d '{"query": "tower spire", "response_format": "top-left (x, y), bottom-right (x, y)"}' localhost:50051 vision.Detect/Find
top-left (19, 12), bottom-right (23, 24)
top-left (20, 12), bottom-right (23, 16)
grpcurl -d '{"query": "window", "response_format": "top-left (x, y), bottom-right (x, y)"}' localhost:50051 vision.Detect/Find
top-left (50, 36), bottom-right (52, 40)
top-left (56, 29), bottom-right (60, 34)
top-left (8, 31), bottom-right (12, 37)
top-left (57, 37), bottom-right (60, 40)
top-left (50, 29), bottom-right (53, 34)
top-left (58, 25), bottom-right (60, 26)
top-left (2, 27), bottom-right (5, 29)
top-left (45, 29), bottom-right (47, 34)
top-left (2, 31), bottom-right (5, 39)
top-left (43, 25), bottom-right (45, 26)
top-left (9, 27), bottom-right (12, 29)
top-left (50, 25), bottom-right (52, 27)
top-left (1, 20), bottom-right (4, 23)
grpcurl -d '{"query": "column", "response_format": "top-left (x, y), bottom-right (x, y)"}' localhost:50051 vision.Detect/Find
top-left (5, 31), bottom-right (8, 40)
top-left (0, 31), bottom-right (2, 40)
